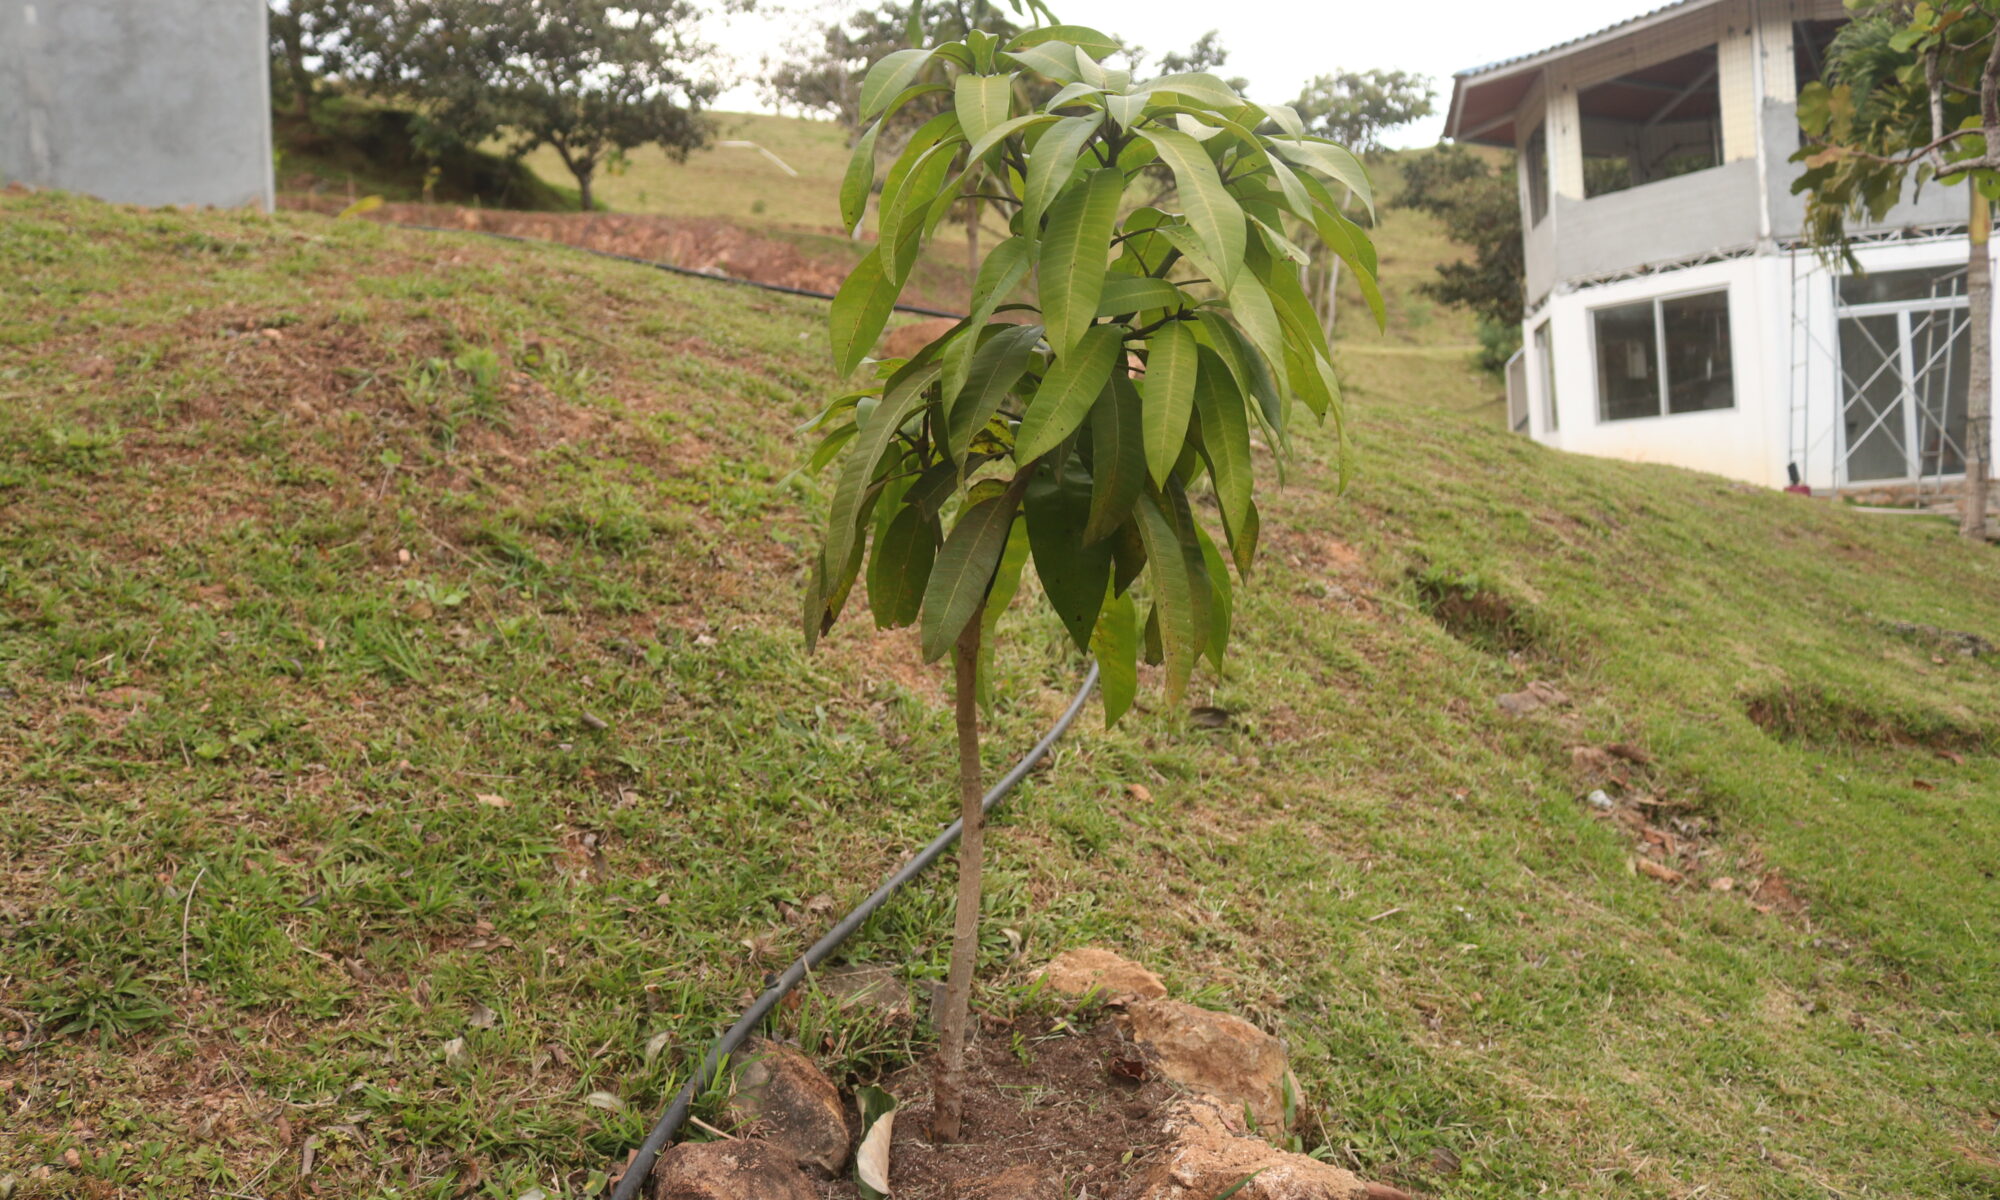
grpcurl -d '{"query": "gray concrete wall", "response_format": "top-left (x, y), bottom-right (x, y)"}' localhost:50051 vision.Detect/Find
top-left (1532, 158), bottom-right (1764, 293)
top-left (0, 0), bottom-right (273, 209)
top-left (1761, 102), bottom-right (1963, 240)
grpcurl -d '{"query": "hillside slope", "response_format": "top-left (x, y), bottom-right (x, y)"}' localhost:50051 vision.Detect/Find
top-left (2, 194), bottom-right (1997, 1200)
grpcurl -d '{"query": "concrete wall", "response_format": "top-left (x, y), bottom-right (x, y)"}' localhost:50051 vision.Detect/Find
top-left (0, 0), bottom-right (274, 209)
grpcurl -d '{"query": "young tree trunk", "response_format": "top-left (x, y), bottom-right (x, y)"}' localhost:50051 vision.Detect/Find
top-left (1964, 189), bottom-right (1992, 541)
top-left (929, 613), bottom-right (985, 1143)
top-left (577, 170), bottom-right (595, 213)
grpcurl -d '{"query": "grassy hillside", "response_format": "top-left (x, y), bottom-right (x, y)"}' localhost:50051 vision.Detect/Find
top-left (3, 193), bottom-right (1998, 1200)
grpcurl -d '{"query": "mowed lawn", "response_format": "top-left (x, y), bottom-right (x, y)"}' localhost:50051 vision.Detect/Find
top-left (2, 192), bottom-right (1998, 1200)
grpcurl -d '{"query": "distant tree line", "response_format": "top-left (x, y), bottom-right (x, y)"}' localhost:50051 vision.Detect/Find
top-left (268, 0), bottom-right (734, 210)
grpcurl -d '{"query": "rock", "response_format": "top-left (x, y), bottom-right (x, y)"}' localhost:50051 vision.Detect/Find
top-left (1121, 999), bottom-right (1291, 1133)
top-left (1120, 1097), bottom-right (1371, 1200)
top-left (1035, 948), bottom-right (1169, 1002)
top-left (1585, 789), bottom-right (1614, 811)
top-left (959, 1163), bottom-right (1064, 1199)
top-left (820, 964), bottom-right (914, 1023)
top-left (721, 1038), bottom-right (850, 1177)
top-left (1495, 681), bottom-right (1569, 716)
top-left (650, 1138), bottom-right (817, 1200)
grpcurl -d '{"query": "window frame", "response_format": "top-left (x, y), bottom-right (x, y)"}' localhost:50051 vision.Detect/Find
top-left (1533, 320), bottom-right (1558, 433)
top-left (1589, 285), bottom-right (1737, 424)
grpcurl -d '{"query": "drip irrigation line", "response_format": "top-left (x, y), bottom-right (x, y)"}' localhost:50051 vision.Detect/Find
top-left (608, 663), bottom-right (1100, 1200)
top-left (399, 222), bottom-right (971, 319)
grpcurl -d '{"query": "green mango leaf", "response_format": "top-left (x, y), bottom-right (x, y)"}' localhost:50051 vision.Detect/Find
top-left (881, 139), bottom-right (963, 282)
top-left (822, 355), bottom-right (939, 577)
top-left (1135, 72), bottom-right (1252, 114)
top-left (1194, 515), bottom-right (1233, 668)
top-left (965, 112), bottom-right (1054, 166)
top-left (948, 322), bottom-right (1044, 460)
top-left (1141, 322), bottom-right (1198, 487)
top-left (919, 492), bottom-right (1019, 661)
top-left (829, 247), bottom-right (899, 376)
top-left (954, 73), bottom-right (1017, 147)
top-left (1142, 127), bottom-right (1245, 287)
top-left (1010, 24), bottom-right (1124, 57)
top-left (1192, 347), bottom-right (1252, 538)
top-left (976, 515), bottom-right (1032, 705)
top-left (1166, 484), bottom-right (1213, 665)
top-left (868, 504), bottom-right (936, 629)
top-left (841, 121), bottom-right (883, 234)
top-left (942, 236), bottom-right (1035, 401)
top-left (1004, 41), bottom-right (1083, 83)
top-left (861, 49), bottom-right (934, 121)
top-left (1134, 492), bottom-right (1197, 704)
top-left (1083, 371), bottom-right (1146, 544)
top-left (1039, 168), bottom-right (1124, 354)
top-left (1013, 325), bottom-right (1121, 465)
top-left (1023, 114), bottom-right (1104, 232)
top-left (1097, 275), bottom-right (1182, 318)
top-left (1227, 497), bottom-right (1260, 579)
top-left (1272, 137), bottom-right (1374, 220)
top-left (1090, 586), bottom-right (1138, 726)
top-left (1026, 462), bottom-right (1111, 651)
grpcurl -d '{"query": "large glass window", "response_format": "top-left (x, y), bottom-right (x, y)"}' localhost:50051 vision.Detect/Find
top-left (1592, 288), bottom-right (1735, 422)
top-left (1533, 321), bottom-right (1559, 432)
top-left (1524, 122), bottom-right (1549, 226)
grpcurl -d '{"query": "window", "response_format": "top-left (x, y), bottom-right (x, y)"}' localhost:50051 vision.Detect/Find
top-left (1578, 45), bottom-right (1722, 198)
top-left (1592, 288), bottom-right (1735, 422)
top-left (1523, 121), bottom-right (1549, 225)
top-left (1534, 321), bottom-right (1559, 432)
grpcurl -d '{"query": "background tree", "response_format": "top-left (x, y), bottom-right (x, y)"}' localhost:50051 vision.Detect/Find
top-left (1394, 143), bottom-right (1524, 371)
top-left (1794, 0), bottom-right (1997, 539)
top-left (801, 20), bottom-right (1381, 1140)
top-left (1288, 69), bottom-right (1433, 331)
top-left (1150, 30), bottom-right (1249, 94)
top-left (375, 0), bottom-right (728, 211)
top-left (1292, 69), bottom-right (1434, 153)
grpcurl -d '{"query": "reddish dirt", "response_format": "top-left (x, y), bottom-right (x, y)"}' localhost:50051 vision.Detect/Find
top-left (814, 1015), bottom-right (1174, 1200)
top-left (281, 195), bottom-right (857, 296)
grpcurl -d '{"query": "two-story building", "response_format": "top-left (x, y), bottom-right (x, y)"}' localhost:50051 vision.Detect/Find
top-left (1448, 0), bottom-right (1992, 499)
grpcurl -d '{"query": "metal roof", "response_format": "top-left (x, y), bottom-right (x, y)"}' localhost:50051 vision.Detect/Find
top-left (1445, 0), bottom-right (1727, 144)
top-left (1453, 0), bottom-right (1718, 83)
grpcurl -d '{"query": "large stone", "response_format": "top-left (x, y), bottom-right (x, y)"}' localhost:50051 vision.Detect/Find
top-left (1121, 999), bottom-right (1291, 1133)
top-left (721, 1038), bottom-right (850, 1176)
top-left (1035, 948), bottom-right (1169, 1002)
top-left (650, 1138), bottom-right (817, 1200)
top-left (1120, 1097), bottom-right (1371, 1200)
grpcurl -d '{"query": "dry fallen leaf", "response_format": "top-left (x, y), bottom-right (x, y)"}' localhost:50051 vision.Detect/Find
top-left (1632, 856), bottom-right (1685, 885)
top-left (1710, 876), bottom-right (1736, 892)
top-left (1126, 783), bottom-right (1152, 803)
top-left (467, 1003), bottom-right (498, 1029)
top-left (442, 1036), bottom-right (468, 1068)
top-left (475, 793), bottom-right (509, 808)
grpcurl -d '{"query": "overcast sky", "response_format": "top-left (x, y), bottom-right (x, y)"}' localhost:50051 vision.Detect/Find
top-left (700, 0), bottom-right (1673, 146)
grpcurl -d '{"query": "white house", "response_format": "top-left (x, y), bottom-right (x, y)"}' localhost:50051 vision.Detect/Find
top-left (1447, 0), bottom-right (1994, 499)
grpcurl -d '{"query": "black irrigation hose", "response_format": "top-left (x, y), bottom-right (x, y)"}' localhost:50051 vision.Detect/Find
top-left (399, 221), bottom-right (971, 319)
top-left (387, 212), bottom-right (1085, 1194)
top-left (607, 664), bottom-right (1101, 1200)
